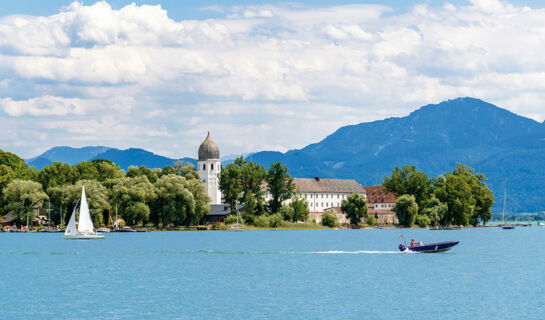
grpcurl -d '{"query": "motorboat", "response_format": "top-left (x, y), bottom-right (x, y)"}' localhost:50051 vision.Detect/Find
top-left (399, 235), bottom-right (459, 253)
top-left (399, 241), bottom-right (460, 253)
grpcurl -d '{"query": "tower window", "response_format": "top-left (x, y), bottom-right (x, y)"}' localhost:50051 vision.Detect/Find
top-left (211, 164), bottom-right (214, 170)
top-left (203, 164), bottom-right (206, 170)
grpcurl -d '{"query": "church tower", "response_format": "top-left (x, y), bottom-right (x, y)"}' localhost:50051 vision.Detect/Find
top-left (198, 131), bottom-right (222, 204)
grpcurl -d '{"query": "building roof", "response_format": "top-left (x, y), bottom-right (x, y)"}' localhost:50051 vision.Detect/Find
top-left (363, 185), bottom-right (396, 204)
top-left (294, 177), bottom-right (366, 194)
top-left (198, 131), bottom-right (220, 161)
top-left (207, 204), bottom-right (244, 216)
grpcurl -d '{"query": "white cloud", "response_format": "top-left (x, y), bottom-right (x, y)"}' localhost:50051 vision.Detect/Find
top-left (1, 1), bottom-right (545, 158)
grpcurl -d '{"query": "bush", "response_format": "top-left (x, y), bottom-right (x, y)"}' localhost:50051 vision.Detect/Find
top-left (253, 215), bottom-right (270, 228)
top-left (279, 204), bottom-right (294, 221)
top-left (366, 215), bottom-right (376, 226)
top-left (224, 215), bottom-right (239, 225)
top-left (415, 214), bottom-right (431, 228)
top-left (242, 214), bottom-right (256, 225)
top-left (269, 213), bottom-right (284, 228)
top-left (321, 213), bottom-right (338, 227)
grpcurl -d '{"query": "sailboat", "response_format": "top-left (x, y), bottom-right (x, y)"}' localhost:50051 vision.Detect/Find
top-left (501, 188), bottom-right (514, 230)
top-left (63, 186), bottom-right (105, 239)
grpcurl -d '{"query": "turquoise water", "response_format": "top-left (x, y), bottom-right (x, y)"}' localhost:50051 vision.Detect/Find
top-left (1, 228), bottom-right (544, 319)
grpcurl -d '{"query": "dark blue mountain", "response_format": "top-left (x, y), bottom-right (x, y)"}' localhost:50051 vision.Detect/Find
top-left (90, 148), bottom-right (196, 170)
top-left (250, 97), bottom-right (545, 213)
top-left (27, 146), bottom-right (111, 168)
top-left (27, 147), bottom-right (196, 171)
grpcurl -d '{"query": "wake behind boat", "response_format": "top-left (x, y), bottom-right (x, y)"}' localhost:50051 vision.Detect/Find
top-left (63, 186), bottom-right (104, 240)
top-left (399, 236), bottom-right (459, 253)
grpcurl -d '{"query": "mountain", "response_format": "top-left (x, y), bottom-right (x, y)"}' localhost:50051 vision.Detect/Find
top-left (89, 148), bottom-right (196, 170)
top-left (27, 146), bottom-right (111, 168)
top-left (25, 97), bottom-right (545, 212)
top-left (27, 146), bottom-right (196, 171)
top-left (250, 97), bottom-right (545, 213)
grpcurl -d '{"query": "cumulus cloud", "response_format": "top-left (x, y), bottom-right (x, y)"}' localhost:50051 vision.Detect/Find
top-left (0, 0), bottom-right (544, 158)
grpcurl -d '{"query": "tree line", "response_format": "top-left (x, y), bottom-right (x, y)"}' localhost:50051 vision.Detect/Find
top-left (384, 163), bottom-right (495, 227)
top-left (0, 150), bottom-right (209, 227)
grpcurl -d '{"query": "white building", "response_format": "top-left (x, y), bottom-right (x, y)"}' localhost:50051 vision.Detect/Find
top-left (198, 132), bottom-right (222, 204)
top-left (265, 177), bottom-right (367, 213)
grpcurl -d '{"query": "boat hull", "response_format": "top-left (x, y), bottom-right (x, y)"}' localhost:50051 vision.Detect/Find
top-left (63, 233), bottom-right (105, 240)
top-left (399, 241), bottom-right (459, 253)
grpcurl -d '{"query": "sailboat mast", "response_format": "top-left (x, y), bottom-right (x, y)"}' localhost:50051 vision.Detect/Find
top-left (502, 187), bottom-right (507, 223)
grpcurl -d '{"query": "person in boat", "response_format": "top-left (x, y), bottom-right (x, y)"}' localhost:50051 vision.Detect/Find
top-left (410, 239), bottom-right (415, 247)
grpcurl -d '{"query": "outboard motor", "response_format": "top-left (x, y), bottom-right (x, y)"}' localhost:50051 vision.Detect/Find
top-left (399, 244), bottom-right (407, 252)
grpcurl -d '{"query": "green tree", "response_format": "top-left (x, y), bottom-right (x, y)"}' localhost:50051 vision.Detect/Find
top-left (3, 180), bottom-right (48, 225)
top-left (240, 159), bottom-right (267, 215)
top-left (290, 196), bottom-right (310, 222)
top-left (127, 165), bottom-right (158, 183)
top-left (394, 194), bottom-right (419, 227)
top-left (415, 214), bottom-right (431, 228)
top-left (37, 162), bottom-right (79, 190)
top-left (383, 165), bottom-right (432, 211)
top-left (0, 164), bottom-right (16, 206)
top-left (151, 174), bottom-right (209, 227)
top-left (111, 176), bottom-right (155, 226)
top-left (92, 159), bottom-right (124, 181)
top-left (266, 162), bottom-right (295, 214)
top-left (219, 161), bottom-right (243, 214)
top-left (278, 204), bottom-right (294, 221)
top-left (421, 195), bottom-right (447, 227)
top-left (341, 193), bottom-right (368, 226)
top-left (0, 150), bottom-right (31, 178)
top-left (75, 161), bottom-right (99, 180)
top-left (321, 212), bottom-right (338, 227)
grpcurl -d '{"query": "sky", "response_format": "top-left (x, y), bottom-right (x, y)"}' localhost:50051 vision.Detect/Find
top-left (2, 0), bottom-right (545, 159)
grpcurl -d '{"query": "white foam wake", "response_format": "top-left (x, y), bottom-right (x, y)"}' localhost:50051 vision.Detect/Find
top-left (309, 250), bottom-right (400, 254)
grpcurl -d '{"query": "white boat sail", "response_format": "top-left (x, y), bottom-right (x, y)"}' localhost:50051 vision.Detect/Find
top-left (63, 185), bottom-right (105, 239)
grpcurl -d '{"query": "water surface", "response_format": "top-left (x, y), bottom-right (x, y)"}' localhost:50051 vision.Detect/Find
top-left (1, 228), bottom-right (544, 319)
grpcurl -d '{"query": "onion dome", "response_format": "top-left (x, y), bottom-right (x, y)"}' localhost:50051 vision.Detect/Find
top-left (198, 131), bottom-right (220, 161)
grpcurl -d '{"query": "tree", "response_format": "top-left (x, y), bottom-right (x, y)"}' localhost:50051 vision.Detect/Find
top-left (341, 193), bottom-right (368, 226)
top-left (152, 175), bottom-right (196, 227)
top-left (290, 196), bottom-right (309, 222)
top-left (394, 194), bottom-right (419, 227)
top-left (127, 165), bottom-right (158, 183)
top-left (37, 162), bottom-right (79, 190)
top-left (92, 159), bottom-right (124, 181)
top-left (219, 161), bottom-right (243, 214)
top-left (321, 212), bottom-right (338, 227)
top-left (0, 164), bottom-right (16, 206)
top-left (240, 159), bottom-right (267, 215)
top-left (421, 195), bottom-right (447, 227)
top-left (111, 176), bottom-right (155, 226)
top-left (383, 165), bottom-right (432, 211)
top-left (266, 162), bottom-right (295, 214)
top-left (434, 163), bottom-right (494, 226)
top-left (3, 180), bottom-right (48, 225)
top-left (75, 161), bottom-right (99, 180)
top-left (0, 150), bottom-right (31, 179)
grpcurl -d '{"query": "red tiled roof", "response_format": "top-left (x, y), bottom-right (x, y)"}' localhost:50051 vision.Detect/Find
top-left (363, 185), bottom-right (396, 204)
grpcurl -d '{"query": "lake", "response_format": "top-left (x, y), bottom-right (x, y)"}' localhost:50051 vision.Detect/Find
top-left (1, 228), bottom-right (544, 319)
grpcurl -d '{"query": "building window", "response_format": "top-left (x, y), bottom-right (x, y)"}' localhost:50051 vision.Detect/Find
top-left (211, 164), bottom-right (214, 170)
top-left (326, 202), bottom-right (329, 207)
top-left (337, 194), bottom-right (340, 199)
top-left (321, 194), bottom-right (324, 199)
top-left (203, 164), bottom-right (206, 170)
top-left (321, 202), bottom-right (323, 207)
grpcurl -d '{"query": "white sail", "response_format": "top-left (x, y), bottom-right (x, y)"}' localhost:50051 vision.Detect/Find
top-left (64, 205), bottom-right (77, 236)
top-left (77, 185), bottom-right (95, 234)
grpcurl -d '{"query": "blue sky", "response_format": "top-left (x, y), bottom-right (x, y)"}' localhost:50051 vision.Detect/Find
top-left (1, 0), bottom-right (545, 159)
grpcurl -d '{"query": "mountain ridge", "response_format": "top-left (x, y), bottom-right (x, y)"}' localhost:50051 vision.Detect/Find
top-left (25, 97), bottom-right (545, 213)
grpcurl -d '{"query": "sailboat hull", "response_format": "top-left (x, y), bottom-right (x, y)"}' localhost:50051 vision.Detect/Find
top-left (63, 233), bottom-right (105, 240)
